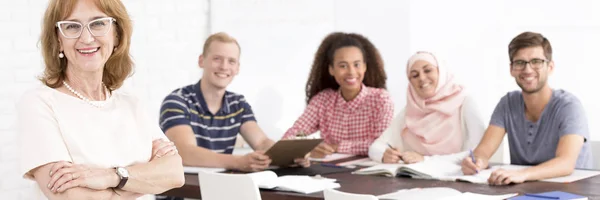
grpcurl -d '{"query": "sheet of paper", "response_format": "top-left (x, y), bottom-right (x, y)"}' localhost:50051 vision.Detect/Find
top-left (440, 192), bottom-right (518, 200)
top-left (276, 175), bottom-right (340, 194)
top-left (377, 187), bottom-right (462, 200)
top-left (338, 158), bottom-right (400, 167)
top-left (473, 165), bottom-right (600, 183)
top-left (401, 159), bottom-right (463, 178)
top-left (248, 171), bottom-right (279, 189)
top-left (352, 163), bottom-right (404, 176)
top-left (541, 169), bottom-right (600, 183)
top-left (336, 157), bottom-right (372, 166)
top-left (356, 160), bottom-right (386, 167)
top-left (309, 153), bottom-right (354, 162)
top-left (183, 166), bottom-right (225, 174)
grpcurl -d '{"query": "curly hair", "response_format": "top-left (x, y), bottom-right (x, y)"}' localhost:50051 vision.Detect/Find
top-left (39, 0), bottom-right (133, 91)
top-left (305, 32), bottom-right (387, 104)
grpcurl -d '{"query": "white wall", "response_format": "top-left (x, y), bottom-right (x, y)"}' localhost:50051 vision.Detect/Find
top-left (211, 0), bottom-right (410, 140)
top-left (407, 0), bottom-right (600, 162)
top-left (1, 0), bottom-right (599, 198)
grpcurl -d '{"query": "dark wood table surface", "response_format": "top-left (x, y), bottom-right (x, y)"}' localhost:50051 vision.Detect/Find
top-left (161, 158), bottom-right (600, 200)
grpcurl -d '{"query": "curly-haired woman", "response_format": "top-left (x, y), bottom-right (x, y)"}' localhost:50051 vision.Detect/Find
top-left (281, 32), bottom-right (394, 157)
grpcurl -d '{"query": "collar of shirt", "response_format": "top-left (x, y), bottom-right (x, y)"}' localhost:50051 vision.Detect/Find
top-left (195, 80), bottom-right (231, 115)
top-left (335, 84), bottom-right (369, 111)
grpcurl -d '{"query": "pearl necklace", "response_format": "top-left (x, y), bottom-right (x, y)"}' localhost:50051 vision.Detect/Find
top-left (63, 81), bottom-right (110, 108)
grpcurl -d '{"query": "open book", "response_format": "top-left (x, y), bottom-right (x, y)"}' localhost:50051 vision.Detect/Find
top-left (247, 171), bottom-right (340, 194)
top-left (353, 151), bottom-right (600, 184)
top-left (352, 163), bottom-right (405, 177)
top-left (352, 159), bottom-right (487, 183)
top-left (378, 187), bottom-right (517, 200)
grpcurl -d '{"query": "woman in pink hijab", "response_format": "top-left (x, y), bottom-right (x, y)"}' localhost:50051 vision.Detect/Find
top-left (368, 51), bottom-right (485, 164)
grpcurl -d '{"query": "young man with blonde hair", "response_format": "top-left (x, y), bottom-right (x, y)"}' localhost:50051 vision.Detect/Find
top-left (158, 33), bottom-right (309, 199)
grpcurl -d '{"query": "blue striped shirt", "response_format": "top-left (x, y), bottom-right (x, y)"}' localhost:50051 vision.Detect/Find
top-left (159, 81), bottom-right (256, 154)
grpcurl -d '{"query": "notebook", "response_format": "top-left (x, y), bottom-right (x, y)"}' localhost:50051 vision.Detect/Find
top-left (352, 158), bottom-right (490, 183)
top-left (247, 171), bottom-right (340, 194)
top-left (352, 163), bottom-right (406, 177)
top-left (353, 151), bottom-right (600, 184)
top-left (377, 187), bottom-right (517, 200)
top-left (508, 191), bottom-right (587, 200)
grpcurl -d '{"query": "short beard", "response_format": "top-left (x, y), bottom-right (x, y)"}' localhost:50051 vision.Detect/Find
top-left (516, 78), bottom-right (546, 94)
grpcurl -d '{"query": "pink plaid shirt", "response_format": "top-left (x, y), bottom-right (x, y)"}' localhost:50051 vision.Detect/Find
top-left (283, 85), bottom-right (394, 155)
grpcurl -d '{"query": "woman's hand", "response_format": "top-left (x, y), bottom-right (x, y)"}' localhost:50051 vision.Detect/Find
top-left (382, 147), bottom-right (402, 163)
top-left (150, 139), bottom-right (178, 161)
top-left (47, 161), bottom-right (118, 193)
top-left (310, 142), bottom-right (338, 158)
top-left (291, 153), bottom-right (311, 168)
top-left (401, 151), bottom-right (424, 164)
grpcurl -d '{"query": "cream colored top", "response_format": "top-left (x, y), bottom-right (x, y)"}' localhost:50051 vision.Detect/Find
top-left (17, 85), bottom-right (166, 199)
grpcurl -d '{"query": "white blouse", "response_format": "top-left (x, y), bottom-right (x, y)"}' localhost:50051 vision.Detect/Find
top-left (17, 85), bottom-right (167, 199)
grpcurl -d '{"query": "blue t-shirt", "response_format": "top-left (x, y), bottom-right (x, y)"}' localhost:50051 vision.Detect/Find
top-left (490, 89), bottom-right (592, 169)
top-left (159, 80), bottom-right (256, 154)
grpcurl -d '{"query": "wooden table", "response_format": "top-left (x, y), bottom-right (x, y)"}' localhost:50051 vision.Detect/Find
top-left (161, 169), bottom-right (600, 199)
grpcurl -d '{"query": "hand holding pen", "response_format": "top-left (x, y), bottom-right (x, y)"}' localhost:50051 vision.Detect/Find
top-left (461, 149), bottom-right (488, 175)
top-left (382, 143), bottom-right (403, 163)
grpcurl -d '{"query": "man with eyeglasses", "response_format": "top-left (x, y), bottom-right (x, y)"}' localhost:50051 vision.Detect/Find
top-left (461, 32), bottom-right (592, 185)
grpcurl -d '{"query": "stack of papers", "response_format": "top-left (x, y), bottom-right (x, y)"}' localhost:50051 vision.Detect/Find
top-left (248, 171), bottom-right (340, 194)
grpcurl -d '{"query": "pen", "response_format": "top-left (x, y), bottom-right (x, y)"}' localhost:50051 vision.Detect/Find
top-left (523, 193), bottom-right (559, 199)
top-left (320, 163), bottom-right (346, 169)
top-left (470, 149), bottom-right (478, 173)
top-left (387, 143), bottom-right (396, 149)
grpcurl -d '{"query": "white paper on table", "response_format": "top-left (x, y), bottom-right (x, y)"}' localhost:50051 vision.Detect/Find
top-left (378, 187), bottom-right (517, 200)
top-left (479, 165), bottom-right (600, 183)
top-left (439, 192), bottom-right (518, 200)
top-left (309, 153), bottom-right (354, 162)
top-left (377, 187), bottom-right (461, 199)
top-left (541, 169), bottom-right (600, 183)
top-left (337, 157), bottom-right (385, 167)
top-left (183, 166), bottom-right (225, 174)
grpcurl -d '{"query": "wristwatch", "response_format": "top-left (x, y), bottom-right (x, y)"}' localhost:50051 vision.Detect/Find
top-left (115, 167), bottom-right (129, 189)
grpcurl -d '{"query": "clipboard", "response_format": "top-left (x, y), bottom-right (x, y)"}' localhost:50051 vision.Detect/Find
top-left (264, 139), bottom-right (323, 166)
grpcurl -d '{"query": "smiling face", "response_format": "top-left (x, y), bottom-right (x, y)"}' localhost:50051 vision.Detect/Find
top-left (510, 46), bottom-right (554, 94)
top-left (199, 41), bottom-right (240, 90)
top-left (328, 46), bottom-right (367, 94)
top-left (408, 60), bottom-right (439, 99)
top-left (58, 0), bottom-right (118, 74)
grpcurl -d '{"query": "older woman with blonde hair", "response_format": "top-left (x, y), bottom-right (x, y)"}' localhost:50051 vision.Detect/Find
top-left (18, 0), bottom-right (184, 199)
top-left (369, 51), bottom-right (485, 164)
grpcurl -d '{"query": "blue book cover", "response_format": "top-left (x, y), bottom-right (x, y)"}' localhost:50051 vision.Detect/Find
top-left (509, 191), bottom-right (587, 200)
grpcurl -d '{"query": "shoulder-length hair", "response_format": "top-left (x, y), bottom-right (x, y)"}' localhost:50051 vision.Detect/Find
top-left (39, 0), bottom-right (133, 90)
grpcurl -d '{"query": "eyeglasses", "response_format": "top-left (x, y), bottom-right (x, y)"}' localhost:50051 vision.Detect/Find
top-left (511, 58), bottom-right (548, 70)
top-left (56, 17), bottom-right (116, 39)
